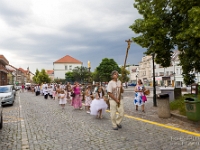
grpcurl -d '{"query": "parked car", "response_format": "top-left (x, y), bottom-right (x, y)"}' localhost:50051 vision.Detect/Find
top-left (0, 101), bottom-right (2, 129)
top-left (0, 85), bottom-right (16, 106)
top-left (128, 83), bottom-right (136, 86)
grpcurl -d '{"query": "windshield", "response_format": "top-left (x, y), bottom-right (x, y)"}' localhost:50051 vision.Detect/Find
top-left (0, 87), bottom-right (10, 93)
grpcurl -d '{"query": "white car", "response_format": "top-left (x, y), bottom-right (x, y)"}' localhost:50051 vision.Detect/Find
top-left (0, 85), bottom-right (16, 106)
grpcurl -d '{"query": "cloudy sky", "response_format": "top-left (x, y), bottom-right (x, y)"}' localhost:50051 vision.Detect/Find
top-left (0, 0), bottom-right (146, 73)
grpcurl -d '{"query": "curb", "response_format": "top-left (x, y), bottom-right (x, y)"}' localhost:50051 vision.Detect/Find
top-left (170, 112), bottom-right (200, 124)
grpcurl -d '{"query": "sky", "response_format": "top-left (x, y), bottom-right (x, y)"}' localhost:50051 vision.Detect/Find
top-left (0, 0), bottom-right (146, 73)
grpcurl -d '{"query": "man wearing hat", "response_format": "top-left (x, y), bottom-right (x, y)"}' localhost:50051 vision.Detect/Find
top-left (107, 70), bottom-right (124, 130)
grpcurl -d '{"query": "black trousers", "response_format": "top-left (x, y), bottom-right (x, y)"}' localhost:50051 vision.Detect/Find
top-left (36, 91), bottom-right (40, 96)
top-left (44, 94), bottom-right (48, 99)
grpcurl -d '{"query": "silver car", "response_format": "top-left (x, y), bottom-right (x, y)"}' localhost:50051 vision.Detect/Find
top-left (0, 85), bottom-right (16, 106)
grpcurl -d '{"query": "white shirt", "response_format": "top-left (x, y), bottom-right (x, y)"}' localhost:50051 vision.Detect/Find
top-left (107, 80), bottom-right (122, 100)
top-left (43, 88), bottom-right (48, 95)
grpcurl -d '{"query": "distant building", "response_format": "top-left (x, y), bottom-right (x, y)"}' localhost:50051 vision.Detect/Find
top-left (6, 64), bottom-right (17, 85)
top-left (46, 70), bottom-right (54, 81)
top-left (127, 65), bottom-right (139, 83)
top-left (0, 55), bottom-right (9, 85)
top-left (53, 55), bottom-right (82, 79)
top-left (138, 55), bottom-right (152, 85)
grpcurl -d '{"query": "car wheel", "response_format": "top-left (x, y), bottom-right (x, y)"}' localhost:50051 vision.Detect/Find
top-left (0, 114), bottom-right (3, 129)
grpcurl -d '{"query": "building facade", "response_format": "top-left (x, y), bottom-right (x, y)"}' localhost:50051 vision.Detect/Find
top-left (53, 55), bottom-right (83, 79)
top-left (138, 55), bottom-right (152, 85)
top-left (128, 65), bottom-right (139, 83)
top-left (0, 55), bottom-right (9, 85)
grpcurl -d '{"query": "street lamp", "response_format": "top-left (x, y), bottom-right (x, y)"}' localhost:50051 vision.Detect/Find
top-left (152, 53), bottom-right (157, 107)
top-left (173, 60), bottom-right (176, 88)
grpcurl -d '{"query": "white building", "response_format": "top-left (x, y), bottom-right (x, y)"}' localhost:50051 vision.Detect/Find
top-left (138, 55), bottom-right (152, 85)
top-left (128, 65), bottom-right (139, 83)
top-left (53, 55), bottom-right (83, 79)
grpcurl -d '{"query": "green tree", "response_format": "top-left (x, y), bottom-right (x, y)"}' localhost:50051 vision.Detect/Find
top-left (65, 71), bottom-right (75, 83)
top-left (130, 0), bottom-right (200, 85)
top-left (91, 69), bottom-right (100, 82)
top-left (33, 69), bottom-right (40, 83)
top-left (96, 58), bottom-right (121, 82)
top-left (119, 67), bottom-right (130, 82)
top-left (37, 69), bottom-right (51, 84)
top-left (72, 66), bottom-right (89, 83)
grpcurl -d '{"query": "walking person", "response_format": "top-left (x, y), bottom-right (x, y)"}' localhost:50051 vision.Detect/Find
top-left (43, 86), bottom-right (49, 99)
top-left (71, 82), bottom-right (82, 110)
top-left (35, 84), bottom-right (40, 96)
top-left (66, 86), bottom-right (73, 105)
top-left (134, 79), bottom-right (146, 112)
top-left (52, 84), bottom-right (56, 100)
top-left (107, 70), bottom-right (124, 130)
top-left (85, 86), bottom-right (93, 114)
top-left (48, 85), bottom-right (53, 99)
top-left (59, 90), bottom-right (67, 109)
top-left (90, 86), bottom-right (107, 119)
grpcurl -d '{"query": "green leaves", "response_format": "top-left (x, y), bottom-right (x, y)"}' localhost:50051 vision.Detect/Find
top-left (33, 69), bottom-right (51, 84)
top-left (96, 58), bottom-right (121, 82)
top-left (131, 0), bottom-right (200, 85)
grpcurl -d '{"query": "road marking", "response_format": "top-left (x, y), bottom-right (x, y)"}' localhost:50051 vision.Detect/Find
top-left (106, 110), bottom-right (200, 137)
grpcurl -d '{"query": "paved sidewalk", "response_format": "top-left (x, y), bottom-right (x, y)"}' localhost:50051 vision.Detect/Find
top-left (123, 87), bottom-right (200, 134)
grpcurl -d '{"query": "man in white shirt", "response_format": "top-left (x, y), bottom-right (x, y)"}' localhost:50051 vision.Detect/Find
top-left (107, 70), bottom-right (124, 130)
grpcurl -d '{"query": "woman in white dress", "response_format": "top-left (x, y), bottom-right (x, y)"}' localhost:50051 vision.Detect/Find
top-left (134, 79), bottom-right (146, 112)
top-left (66, 86), bottom-right (73, 105)
top-left (59, 90), bottom-right (66, 109)
top-left (85, 86), bottom-right (93, 114)
top-left (90, 86), bottom-right (108, 119)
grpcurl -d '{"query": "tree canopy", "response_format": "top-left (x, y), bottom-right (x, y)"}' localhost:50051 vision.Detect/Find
top-left (130, 0), bottom-right (200, 85)
top-left (96, 58), bottom-right (121, 82)
top-left (33, 69), bottom-right (51, 84)
top-left (72, 66), bottom-right (90, 83)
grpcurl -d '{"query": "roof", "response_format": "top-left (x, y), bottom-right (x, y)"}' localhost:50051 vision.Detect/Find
top-left (18, 68), bottom-right (27, 73)
top-left (46, 70), bottom-right (54, 75)
top-left (0, 55), bottom-right (9, 65)
top-left (54, 55), bottom-right (82, 64)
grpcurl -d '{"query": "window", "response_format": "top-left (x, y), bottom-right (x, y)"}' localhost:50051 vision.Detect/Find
top-left (180, 69), bottom-right (182, 74)
top-left (65, 65), bottom-right (68, 70)
top-left (69, 65), bottom-right (72, 70)
top-left (176, 69), bottom-right (179, 75)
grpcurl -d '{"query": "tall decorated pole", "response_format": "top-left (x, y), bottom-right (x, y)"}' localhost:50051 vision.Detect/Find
top-left (118, 39), bottom-right (132, 107)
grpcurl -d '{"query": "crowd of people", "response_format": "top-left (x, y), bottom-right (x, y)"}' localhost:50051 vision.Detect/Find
top-left (32, 81), bottom-right (109, 119)
top-left (20, 70), bottom-right (148, 130)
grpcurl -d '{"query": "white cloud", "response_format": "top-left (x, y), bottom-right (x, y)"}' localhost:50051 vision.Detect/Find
top-left (0, 0), bottom-right (145, 73)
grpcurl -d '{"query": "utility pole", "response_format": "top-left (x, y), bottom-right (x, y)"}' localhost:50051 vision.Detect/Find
top-left (152, 53), bottom-right (157, 107)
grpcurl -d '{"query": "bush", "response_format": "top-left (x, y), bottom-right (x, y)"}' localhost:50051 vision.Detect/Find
top-left (170, 94), bottom-right (200, 116)
top-left (170, 96), bottom-right (186, 116)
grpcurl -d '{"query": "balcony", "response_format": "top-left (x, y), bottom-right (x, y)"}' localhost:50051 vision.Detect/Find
top-left (0, 65), bottom-right (8, 73)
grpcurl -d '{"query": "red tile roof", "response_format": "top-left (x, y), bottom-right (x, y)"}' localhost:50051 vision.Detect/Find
top-left (46, 70), bottom-right (54, 75)
top-left (19, 68), bottom-right (27, 74)
top-left (54, 55), bottom-right (82, 64)
top-left (0, 55), bottom-right (9, 65)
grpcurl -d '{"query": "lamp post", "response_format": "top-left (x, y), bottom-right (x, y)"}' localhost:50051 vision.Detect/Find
top-left (152, 53), bottom-right (157, 107)
top-left (173, 60), bottom-right (176, 88)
